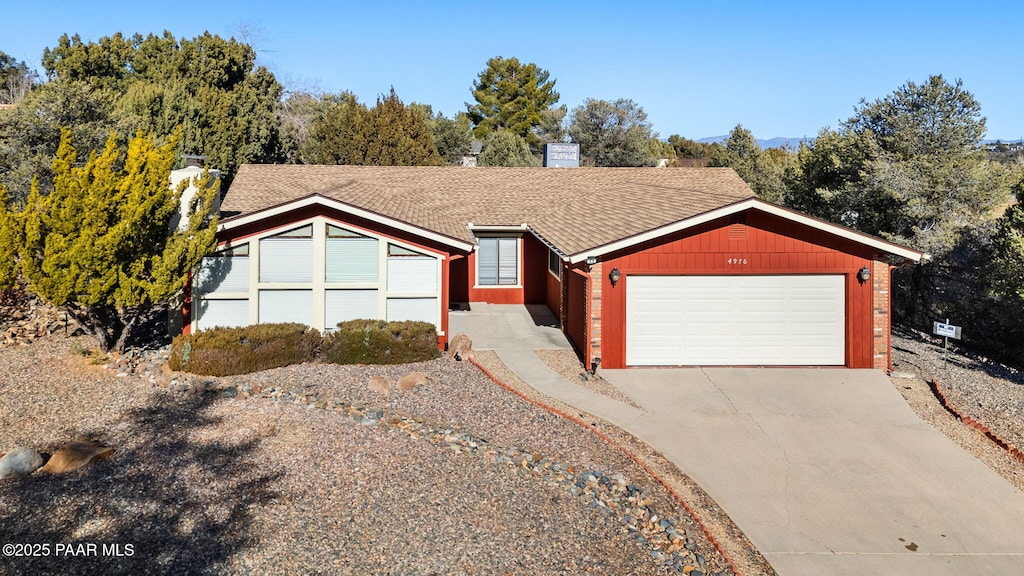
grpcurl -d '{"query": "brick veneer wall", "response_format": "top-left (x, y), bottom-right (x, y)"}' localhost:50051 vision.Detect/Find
top-left (589, 262), bottom-right (603, 367)
top-left (872, 259), bottom-right (891, 370)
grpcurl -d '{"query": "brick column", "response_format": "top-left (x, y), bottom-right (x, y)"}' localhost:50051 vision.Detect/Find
top-left (872, 260), bottom-right (891, 370)
top-left (559, 264), bottom-right (569, 331)
top-left (588, 262), bottom-right (603, 367)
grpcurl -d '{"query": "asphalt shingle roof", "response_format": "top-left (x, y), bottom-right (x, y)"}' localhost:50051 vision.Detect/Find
top-left (221, 165), bottom-right (756, 256)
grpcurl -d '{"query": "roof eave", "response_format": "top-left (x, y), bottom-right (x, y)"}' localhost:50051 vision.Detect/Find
top-left (568, 198), bottom-right (927, 264)
top-left (219, 193), bottom-right (475, 253)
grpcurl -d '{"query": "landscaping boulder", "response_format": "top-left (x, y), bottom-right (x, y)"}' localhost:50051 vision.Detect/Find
top-left (368, 375), bottom-right (391, 396)
top-left (448, 333), bottom-right (475, 362)
top-left (38, 438), bottom-right (114, 474)
top-left (0, 447), bottom-right (45, 479)
top-left (397, 371), bottom-right (427, 391)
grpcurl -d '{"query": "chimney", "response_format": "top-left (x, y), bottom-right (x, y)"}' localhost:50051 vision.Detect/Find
top-left (543, 143), bottom-right (580, 168)
top-left (182, 155), bottom-right (206, 168)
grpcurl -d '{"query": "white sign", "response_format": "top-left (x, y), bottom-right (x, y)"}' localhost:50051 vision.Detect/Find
top-left (933, 322), bottom-right (962, 339)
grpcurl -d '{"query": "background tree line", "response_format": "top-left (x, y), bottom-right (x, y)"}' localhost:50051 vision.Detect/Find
top-left (2, 33), bottom-right (1023, 366)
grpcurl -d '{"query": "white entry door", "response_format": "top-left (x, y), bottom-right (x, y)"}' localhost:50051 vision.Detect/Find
top-left (625, 275), bottom-right (845, 366)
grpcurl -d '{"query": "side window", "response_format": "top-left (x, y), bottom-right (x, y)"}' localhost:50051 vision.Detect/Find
top-left (548, 249), bottom-right (560, 277)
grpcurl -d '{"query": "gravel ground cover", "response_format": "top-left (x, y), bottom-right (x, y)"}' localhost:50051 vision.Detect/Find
top-left (534, 349), bottom-right (644, 410)
top-left (0, 336), bottom-right (735, 575)
top-left (891, 329), bottom-right (1024, 452)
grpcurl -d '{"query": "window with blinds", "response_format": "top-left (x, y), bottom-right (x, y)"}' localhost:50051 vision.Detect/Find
top-left (195, 244), bottom-right (249, 295)
top-left (325, 289), bottom-right (379, 327)
top-left (386, 297), bottom-right (437, 327)
top-left (387, 244), bottom-right (437, 293)
top-left (196, 299), bottom-right (249, 330)
top-left (260, 225), bottom-right (313, 282)
top-left (477, 237), bottom-right (518, 285)
top-left (259, 290), bottom-right (313, 326)
top-left (326, 225), bottom-right (378, 283)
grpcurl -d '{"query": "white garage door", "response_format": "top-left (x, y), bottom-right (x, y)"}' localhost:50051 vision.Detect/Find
top-left (626, 275), bottom-right (845, 366)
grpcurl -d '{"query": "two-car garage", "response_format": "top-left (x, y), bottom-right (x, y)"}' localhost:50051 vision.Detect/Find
top-left (624, 275), bottom-right (846, 366)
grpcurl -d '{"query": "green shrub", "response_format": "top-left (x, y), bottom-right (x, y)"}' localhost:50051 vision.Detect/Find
top-left (323, 319), bottom-right (440, 365)
top-left (169, 323), bottom-right (321, 376)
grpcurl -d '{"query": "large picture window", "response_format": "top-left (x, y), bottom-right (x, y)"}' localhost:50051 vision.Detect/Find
top-left (477, 237), bottom-right (518, 286)
top-left (260, 224), bottom-right (313, 283)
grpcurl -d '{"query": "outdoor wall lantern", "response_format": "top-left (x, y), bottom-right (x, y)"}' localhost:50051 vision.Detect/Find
top-left (609, 267), bottom-right (622, 286)
top-left (857, 266), bottom-right (872, 283)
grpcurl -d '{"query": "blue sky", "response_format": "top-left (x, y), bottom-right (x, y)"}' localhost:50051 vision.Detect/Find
top-left (4, 1), bottom-right (1022, 141)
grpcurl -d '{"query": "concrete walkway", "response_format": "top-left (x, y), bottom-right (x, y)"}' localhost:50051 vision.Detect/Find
top-left (449, 303), bottom-right (645, 425)
top-left (450, 304), bottom-right (1024, 576)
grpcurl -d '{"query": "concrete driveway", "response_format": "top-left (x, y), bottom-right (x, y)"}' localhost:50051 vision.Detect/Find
top-left (602, 368), bottom-right (1024, 576)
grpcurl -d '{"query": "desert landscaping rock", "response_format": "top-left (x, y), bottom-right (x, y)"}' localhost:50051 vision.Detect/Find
top-left (38, 438), bottom-right (115, 474)
top-left (397, 370), bottom-right (427, 391)
top-left (891, 329), bottom-right (1024, 492)
top-left (367, 375), bottom-right (390, 396)
top-left (0, 447), bottom-right (45, 479)
top-left (0, 335), bottom-right (732, 575)
top-left (448, 332), bottom-right (475, 362)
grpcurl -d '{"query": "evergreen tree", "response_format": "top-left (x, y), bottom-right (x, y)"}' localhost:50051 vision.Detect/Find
top-left (364, 88), bottom-right (443, 166)
top-left (0, 50), bottom-right (37, 104)
top-left (466, 57), bottom-right (563, 152)
top-left (478, 130), bottom-right (540, 167)
top-left (0, 79), bottom-right (115, 202)
top-left (302, 92), bottom-right (371, 164)
top-left (12, 129), bottom-right (218, 352)
top-left (38, 31), bottom-right (285, 185)
top-left (301, 89), bottom-right (443, 166)
top-left (432, 112), bottom-right (474, 165)
top-left (0, 185), bottom-right (18, 289)
top-left (567, 98), bottom-right (659, 167)
top-left (709, 125), bottom-right (797, 204)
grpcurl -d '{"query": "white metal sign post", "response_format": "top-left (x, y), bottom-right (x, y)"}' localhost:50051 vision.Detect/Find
top-left (933, 319), bottom-right (962, 369)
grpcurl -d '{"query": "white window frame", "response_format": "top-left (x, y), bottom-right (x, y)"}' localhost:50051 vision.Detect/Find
top-left (474, 235), bottom-right (521, 289)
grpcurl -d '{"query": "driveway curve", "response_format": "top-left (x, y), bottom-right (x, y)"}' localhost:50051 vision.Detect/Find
top-left (601, 367), bottom-right (1024, 576)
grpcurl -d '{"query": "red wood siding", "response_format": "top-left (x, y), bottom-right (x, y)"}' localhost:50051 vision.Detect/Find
top-left (598, 210), bottom-right (881, 369)
top-left (467, 237), bottom-right (527, 304)
top-left (222, 205), bottom-right (456, 259)
top-left (522, 235), bottom-right (549, 304)
top-left (449, 255), bottom-right (469, 303)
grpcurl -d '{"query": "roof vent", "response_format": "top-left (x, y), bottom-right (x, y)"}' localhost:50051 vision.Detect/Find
top-left (729, 214), bottom-right (747, 239)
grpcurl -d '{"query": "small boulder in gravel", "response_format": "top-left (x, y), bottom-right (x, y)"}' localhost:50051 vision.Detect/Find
top-left (448, 333), bottom-right (475, 362)
top-left (397, 371), bottom-right (427, 391)
top-left (38, 438), bottom-right (113, 474)
top-left (0, 447), bottom-right (45, 478)
top-left (368, 375), bottom-right (391, 396)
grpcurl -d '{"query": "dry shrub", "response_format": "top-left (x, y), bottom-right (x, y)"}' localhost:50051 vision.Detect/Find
top-left (323, 319), bottom-right (440, 365)
top-left (169, 323), bottom-right (321, 376)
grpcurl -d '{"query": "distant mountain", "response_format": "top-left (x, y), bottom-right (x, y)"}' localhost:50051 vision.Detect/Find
top-left (697, 135), bottom-right (811, 149)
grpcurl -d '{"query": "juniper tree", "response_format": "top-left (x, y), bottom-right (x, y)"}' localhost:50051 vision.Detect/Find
top-left (14, 128), bottom-right (218, 352)
top-left (477, 130), bottom-right (540, 167)
top-left (0, 185), bottom-right (18, 289)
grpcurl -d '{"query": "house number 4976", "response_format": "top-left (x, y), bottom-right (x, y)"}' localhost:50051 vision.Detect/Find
top-left (727, 257), bottom-right (748, 265)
